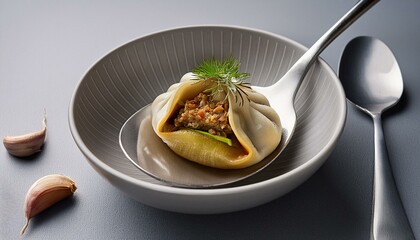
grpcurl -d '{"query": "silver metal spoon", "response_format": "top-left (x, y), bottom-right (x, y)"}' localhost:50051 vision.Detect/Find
top-left (339, 36), bottom-right (415, 240)
top-left (119, 0), bottom-right (379, 188)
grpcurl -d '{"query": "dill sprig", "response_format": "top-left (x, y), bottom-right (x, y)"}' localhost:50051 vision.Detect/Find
top-left (191, 56), bottom-right (251, 105)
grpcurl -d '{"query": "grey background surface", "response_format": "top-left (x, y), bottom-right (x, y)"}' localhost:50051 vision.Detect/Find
top-left (1, 0), bottom-right (419, 239)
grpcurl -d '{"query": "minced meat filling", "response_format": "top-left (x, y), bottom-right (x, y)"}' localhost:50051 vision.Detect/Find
top-left (174, 92), bottom-right (233, 137)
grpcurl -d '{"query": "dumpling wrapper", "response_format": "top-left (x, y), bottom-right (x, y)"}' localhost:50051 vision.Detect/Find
top-left (151, 73), bottom-right (282, 169)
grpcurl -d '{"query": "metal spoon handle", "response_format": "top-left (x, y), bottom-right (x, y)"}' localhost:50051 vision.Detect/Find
top-left (371, 114), bottom-right (415, 240)
top-left (273, 0), bottom-right (379, 98)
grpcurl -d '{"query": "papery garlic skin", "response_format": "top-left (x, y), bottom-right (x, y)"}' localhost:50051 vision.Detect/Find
top-left (3, 114), bottom-right (46, 157)
top-left (20, 174), bottom-right (77, 236)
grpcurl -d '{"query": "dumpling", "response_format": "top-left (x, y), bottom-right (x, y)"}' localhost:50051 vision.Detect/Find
top-left (151, 58), bottom-right (281, 169)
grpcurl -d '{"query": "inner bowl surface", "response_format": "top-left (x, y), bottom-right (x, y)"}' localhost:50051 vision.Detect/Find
top-left (69, 25), bottom-right (346, 214)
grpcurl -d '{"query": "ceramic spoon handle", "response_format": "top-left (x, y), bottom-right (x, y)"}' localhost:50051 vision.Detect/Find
top-left (371, 114), bottom-right (415, 240)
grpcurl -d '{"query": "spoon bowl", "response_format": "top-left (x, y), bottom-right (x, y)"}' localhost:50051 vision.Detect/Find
top-left (339, 36), bottom-right (403, 114)
top-left (119, 0), bottom-right (379, 188)
top-left (339, 36), bottom-right (414, 239)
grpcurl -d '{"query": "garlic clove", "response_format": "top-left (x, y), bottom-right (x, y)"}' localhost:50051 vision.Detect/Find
top-left (3, 113), bottom-right (46, 157)
top-left (20, 174), bottom-right (77, 236)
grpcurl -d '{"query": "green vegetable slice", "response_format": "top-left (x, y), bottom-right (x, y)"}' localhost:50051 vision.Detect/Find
top-left (192, 130), bottom-right (232, 146)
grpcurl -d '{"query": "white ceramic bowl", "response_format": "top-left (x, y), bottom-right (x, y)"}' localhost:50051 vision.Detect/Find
top-left (69, 25), bottom-right (346, 214)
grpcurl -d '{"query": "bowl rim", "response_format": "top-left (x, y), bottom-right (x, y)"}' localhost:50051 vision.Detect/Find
top-left (68, 24), bottom-right (347, 196)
